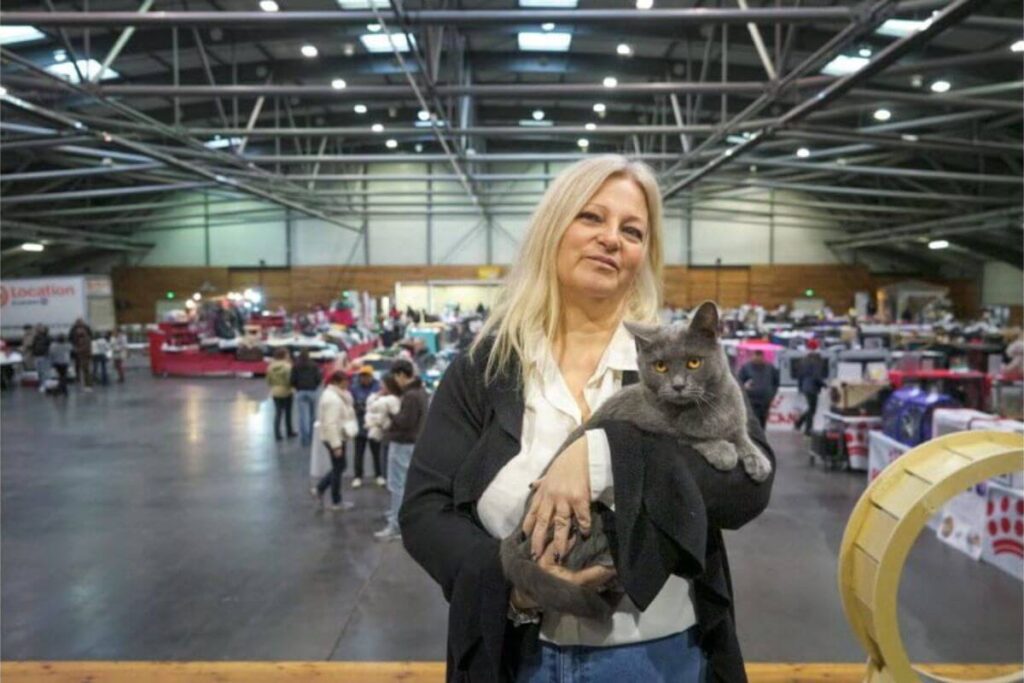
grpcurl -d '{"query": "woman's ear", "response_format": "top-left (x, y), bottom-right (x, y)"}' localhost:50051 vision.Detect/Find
top-left (690, 301), bottom-right (720, 339)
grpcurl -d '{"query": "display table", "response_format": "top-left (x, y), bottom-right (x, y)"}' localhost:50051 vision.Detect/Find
top-left (766, 386), bottom-right (828, 433)
top-left (867, 430), bottom-right (910, 482)
top-left (821, 411), bottom-right (880, 471)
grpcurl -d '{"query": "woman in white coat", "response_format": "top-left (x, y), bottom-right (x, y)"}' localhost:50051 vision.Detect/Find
top-left (311, 370), bottom-right (359, 511)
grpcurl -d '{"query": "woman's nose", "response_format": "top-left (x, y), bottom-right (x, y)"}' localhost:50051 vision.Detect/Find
top-left (595, 224), bottom-right (620, 250)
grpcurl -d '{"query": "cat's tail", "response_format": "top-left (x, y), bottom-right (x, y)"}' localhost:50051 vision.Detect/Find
top-left (499, 533), bottom-right (614, 621)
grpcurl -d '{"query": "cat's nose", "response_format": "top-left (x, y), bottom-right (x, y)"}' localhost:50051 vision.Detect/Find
top-left (672, 380), bottom-right (686, 392)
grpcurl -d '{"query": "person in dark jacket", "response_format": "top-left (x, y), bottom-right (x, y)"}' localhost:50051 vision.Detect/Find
top-left (737, 350), bottom-right (779, 430)
top-left (794, 340), bottom-right (827, 435)
top-left (31, 325), bottom-right (52, 393)
top-left (399, 156), bottom-right (773, 682)
top-left (375, 358), bottom-right (427, 541)
top-left (290, 349), bottom-right (322, 448)
top-left (69, 318), bottom-right (94, 390)
top-left (349, 365), bottom-right (383, 489)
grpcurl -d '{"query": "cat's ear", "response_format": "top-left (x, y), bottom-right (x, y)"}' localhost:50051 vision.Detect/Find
top-left (690, 301), bottom-right (720, 340)
top-left (624, 321), bottom-right (659, 349)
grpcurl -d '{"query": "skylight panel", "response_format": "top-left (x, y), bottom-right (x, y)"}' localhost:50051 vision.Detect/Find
top-left (518, 32), bottom-right (572, 52)
top-left (820, 55), bottom-right (868, 76)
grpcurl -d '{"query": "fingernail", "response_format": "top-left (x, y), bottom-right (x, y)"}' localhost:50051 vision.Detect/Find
top-left (553, 552), bottom-right (561, 563)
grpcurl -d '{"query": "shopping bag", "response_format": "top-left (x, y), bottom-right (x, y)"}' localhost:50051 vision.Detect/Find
top-left (309, 420), bottom-right (331, 479)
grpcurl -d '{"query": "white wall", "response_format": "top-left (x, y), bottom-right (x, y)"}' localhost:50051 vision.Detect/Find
top-left (982, 261), bottom-right (1024, 305)
top-left (126, 168), bottom-right (847, 267)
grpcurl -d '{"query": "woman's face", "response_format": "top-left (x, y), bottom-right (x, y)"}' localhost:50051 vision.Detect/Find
top-left (555, 174), bottom-right (649, 305)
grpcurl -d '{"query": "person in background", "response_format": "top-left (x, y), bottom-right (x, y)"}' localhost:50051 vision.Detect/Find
top-left (31, 325), bottom-right (52, 393)
top-left (794, 339), bottom-right (827, 435)
top-left (91, 333), bottom-right (111, 386)
top-left (266, 347), bottom-right (297, 441)
top-left (374, 358), bottom-right (428, 541)
top-left (110, 329), bottom-right (128, 383)
top-left (364, 373), bottom-right (402, 486)
top-left (48, 334), bottom-right (72, 395)
top-left (350, 365), bottom-right (383, 489)
top-left (738, 349), bottom-right (780, 430)
top-left (310, 370), bottom-right (358, 511)
top-left (69, 318), bottom-right (94, 391)
top-left (290, 349), bottom-right (322, 448)
top-left (20, 325), bottom-right (36, 372)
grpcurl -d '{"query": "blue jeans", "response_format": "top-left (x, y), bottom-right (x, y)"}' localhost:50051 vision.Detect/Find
top-left (516, 627), bottom-right (706, 683)
top-left (385, 441), bottom-right (415, 532)
top-left (295, 390), bottom-right (318, 446)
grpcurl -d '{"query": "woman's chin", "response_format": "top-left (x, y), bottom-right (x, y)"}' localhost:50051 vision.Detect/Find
top-left (564, 278), bottom-right (627, 302)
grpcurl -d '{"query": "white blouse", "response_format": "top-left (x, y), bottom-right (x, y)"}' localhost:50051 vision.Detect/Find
top-left (477, 324), bottom-right (696, 647)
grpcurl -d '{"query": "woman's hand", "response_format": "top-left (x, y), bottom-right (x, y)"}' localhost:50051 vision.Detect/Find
top-left (511, 536), bottom-right (617, 612)
top-left (522, 436), bottom-right (592, 561)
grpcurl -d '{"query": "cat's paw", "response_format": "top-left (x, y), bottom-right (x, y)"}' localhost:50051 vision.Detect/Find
top-left (741, 450), bottom-right (773, 482)
top-left (695, 440), bottom-right (739, 471)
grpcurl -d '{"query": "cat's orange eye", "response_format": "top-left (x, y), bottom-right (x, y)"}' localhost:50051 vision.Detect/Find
top-left (653, 360), bottom-right (668, 373)
top-left (686, 358), bottom-right (702, 370)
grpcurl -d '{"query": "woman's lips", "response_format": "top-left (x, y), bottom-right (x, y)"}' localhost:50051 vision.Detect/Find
top-left (586, 255), bottom-right (619, 271)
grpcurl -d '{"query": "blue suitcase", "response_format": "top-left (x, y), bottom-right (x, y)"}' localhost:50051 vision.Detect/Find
top-left (882, 387), bottom-right (960, 447)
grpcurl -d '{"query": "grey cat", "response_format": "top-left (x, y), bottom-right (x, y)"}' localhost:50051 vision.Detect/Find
top-left (500, 300), bottom-right (772, 620)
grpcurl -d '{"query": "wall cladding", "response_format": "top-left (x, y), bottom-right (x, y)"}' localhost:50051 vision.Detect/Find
top-left (112, 265), bottom-right (981, 325)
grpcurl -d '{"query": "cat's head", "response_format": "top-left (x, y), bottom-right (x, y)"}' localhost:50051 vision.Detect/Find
top-left (625, 301), bottom-right (726, 406)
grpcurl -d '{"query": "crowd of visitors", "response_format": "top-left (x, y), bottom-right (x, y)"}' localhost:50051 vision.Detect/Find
top-left (14, 320), bottom-right (129, 395)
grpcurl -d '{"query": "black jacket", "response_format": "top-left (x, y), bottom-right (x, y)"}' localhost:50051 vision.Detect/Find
top-left (386, 378), bottom-right (429, 444)
top-left (290, 363), bottom-right (322, 392)
top-left (400, 343), bottom-right (775, 682)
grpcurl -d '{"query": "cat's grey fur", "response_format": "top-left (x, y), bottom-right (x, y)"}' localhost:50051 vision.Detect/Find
top-left (499, 300), bottom-right (772, 620)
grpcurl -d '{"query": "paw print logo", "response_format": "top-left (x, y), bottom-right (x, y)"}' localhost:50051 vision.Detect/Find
top-left (986, 494), bottom-right (1024, 558)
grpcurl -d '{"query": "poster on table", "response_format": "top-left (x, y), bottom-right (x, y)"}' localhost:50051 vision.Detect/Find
top-left (0, 277), bottom-right (87, 336)
top-left (982, 484), bottom-right (1024, 580)
top-left (767, 387), bottom-right (828, 432)
top-left (936, 484), bottom-right (987, 560)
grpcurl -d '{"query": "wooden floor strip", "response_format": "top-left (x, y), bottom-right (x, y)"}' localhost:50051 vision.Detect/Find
top-left (1, 662), bottom-right (1021, 682)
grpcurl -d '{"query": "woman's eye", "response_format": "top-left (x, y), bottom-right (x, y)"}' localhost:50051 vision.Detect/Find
top-left (686, 358), bottom-right (702, 370)
top-left (623, 226), bottom-right (644, 241)
top-left (653, 360), bottom-right (668, 373)
top-left (579, 211), bottom-right (601, 223)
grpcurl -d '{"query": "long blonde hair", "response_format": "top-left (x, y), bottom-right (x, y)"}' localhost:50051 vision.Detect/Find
top-left (474, 155), bottom-right (665, 384)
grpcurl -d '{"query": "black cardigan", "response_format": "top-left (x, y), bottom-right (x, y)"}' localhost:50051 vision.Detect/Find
top-left (400, 345), bottom-right (775, 682)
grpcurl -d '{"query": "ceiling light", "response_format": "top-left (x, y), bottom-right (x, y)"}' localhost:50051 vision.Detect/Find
top-left (192, 293), bottom-right (202, 301)
top-left (418, 109), bottom-right (431, 121)
top-left (204, 136), bottom-right (243, 149)
top-left (749, 165), bottom-right (758, 173)
top-left (46, 59), bottom-right (119, 84)
top-left (519, 119), bottom-right (554, 127)
top-left (21, 242), bottom-right (44, 252)
top-left (414, 143), bottom-right (423, 153)
top-left (592, 102), bottom-right (606, 113)
top-left (354, 103), bottom-right (368, 114)
top-left (343, 43), bottom-right (356, 56)
top-left (836, 158), bottom-right (847, 166)
top-left (873, 108), bottom-right (891, 121)
top-left (371, 123), bottom-right (384, 133)
top-left (636, 0), bottom-right (654, 8)
top-left (53, 49), bottom-right (67, 62)
top-left (541, 22), bottom-right (556, 32)
top-left (930, 80), bottom-right (951, 93)
top-left (0, 25), bottom-right (45, 46)
top-left (301, 44), bottom-right (319, 58)
top-left (617, 43), bottom-right (633, 56)
top-left (876, 17), bottom-right (933, 38)
top-left (518, 0), bottom-right (578, 6)
top-left (1012, 40), bottom-right (1024, 53)
top-left (367, 23), bottom-right (382, 32)
top-left (602, 76), bottom-right (618, 88)
top-left (466, 148), bottom-right (476, 155)
top-left (928, 239), bottom-right (949, 250)
top-left (820, 54), bottom-right (868, 76)
top-left (414, 118), bottom-right (447, 128)
top-left (901, 134), bottom-right (919, 142)
top-left (585, 122), bottom-right (596, 130)
top-left (858, 47), bottom-right (872, 58)
top-left (360, 32), bottom-right (413, 53)
top-left (532, 109), bottom-right (545, 121)
top-left (336, 0), bottom-right (388, 7)
top-left (386, 139), bottom-right (398, 149)
top-left (259, 0), bottom-right (279, 11)
top-left (796, 147), bottom-right (810, 158)
top-left (910, 74), bottom-right (924, 88)
top-left (331, 78), bottom-right (347, 90)
top-left (577, 138), bottom-right (589, 149)
top-left (518, 32), bottom-right (572, 52)
top-left (0, 86), bottom-right (7, 97)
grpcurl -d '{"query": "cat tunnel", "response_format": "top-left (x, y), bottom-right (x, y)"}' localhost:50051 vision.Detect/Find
top-left (838, 430), bottom-right (1024, 683)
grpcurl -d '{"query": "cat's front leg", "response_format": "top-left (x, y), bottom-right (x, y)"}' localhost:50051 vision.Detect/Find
top-left (737, 434), bottom-right (773, 482)
top-left (693, 439), bottom-right (739, 472)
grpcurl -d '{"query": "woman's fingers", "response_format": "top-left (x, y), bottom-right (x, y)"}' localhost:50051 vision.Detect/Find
top-left (529, 496), bottom-right (555, 559)
top-left (573, 565), bottom-right (617, 590)
top-left (569, 493), bottom-right (591, 538)
top-left (550, 500), bottom-right (573, 561)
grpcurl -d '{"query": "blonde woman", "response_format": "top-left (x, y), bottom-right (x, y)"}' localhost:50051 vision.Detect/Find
top-left (401, 156), bottom-right (773, 682)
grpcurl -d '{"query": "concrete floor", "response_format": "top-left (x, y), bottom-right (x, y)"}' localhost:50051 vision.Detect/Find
top-left (2, 373), bottom-right (1021, 662)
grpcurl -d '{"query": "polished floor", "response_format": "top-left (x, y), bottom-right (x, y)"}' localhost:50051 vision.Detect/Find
top-left (2, 373), bottom-right (1021, 662)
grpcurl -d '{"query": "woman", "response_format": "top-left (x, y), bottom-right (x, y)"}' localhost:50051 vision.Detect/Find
top-left (110, 329), bottom-right (128, 384)
top-left (400, 156), bottom-right (774, 682)
top-left (48, 333), bottom-right (72, 395)
top-left (311, 370), bottom-right (358, 511)
top-left (266, 347), bottom-right (297, 441)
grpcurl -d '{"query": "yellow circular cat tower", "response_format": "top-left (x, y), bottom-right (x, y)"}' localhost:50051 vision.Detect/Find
top-left (838, 430), bottom-right (1024, 683)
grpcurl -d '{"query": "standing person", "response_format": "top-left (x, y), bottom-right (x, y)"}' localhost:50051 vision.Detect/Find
top-left (20, 325), bottom-right (36, 372)
top-left (290, 349), bottom-right (322, 448)
top-left (399, 156), bottom-right (773, 681)
top-left (69, 318), bottom-right (93, 390)
top-left (110, 329), bottom-right (128, 383)
top-left (349, 365), bottom-right (382, 489)
top-left (373, 360), bottom-right (427, 542)
top-left (738, 349), bottom-right (780, 430)
top-left (48, 334), bottom-right (72, 395)
top-left (266, 348), bottom-right (297, 441)
top-left (794, 339), bottom-right (827, 435)
top-left (364, 373), bottom-right (402, 488)
top-left (91, 333), bottom-right (111, 386)
top-left (310, 371), bottom-right (358, 511)
top-left (31, 325), bottom-right (52, 393)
